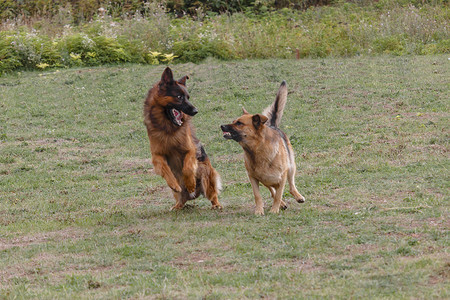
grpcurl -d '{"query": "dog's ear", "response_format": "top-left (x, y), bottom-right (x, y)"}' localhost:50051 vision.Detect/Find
top-left (177, 75), bottom-right (189, 86)
top-left (161, 67), bottom-right (174, 86)
top-left (242, 107), bottom-right (249, 115)
top-left (252, 114), bottom-right (268, 130)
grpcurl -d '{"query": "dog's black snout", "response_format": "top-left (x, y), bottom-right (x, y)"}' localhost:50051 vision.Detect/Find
top-left (220, 125), bottom-right (226, 131)
top-left (181, 101), bottom-right (198, 116)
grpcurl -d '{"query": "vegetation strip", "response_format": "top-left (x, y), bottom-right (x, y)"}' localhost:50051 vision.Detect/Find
top-left (1, 1), bottom-right (449, 73)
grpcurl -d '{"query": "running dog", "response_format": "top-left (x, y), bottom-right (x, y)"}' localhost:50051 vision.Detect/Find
top-left (220, 81), bottom-right (305, 215)
top-left (144, 67), bottom-right (222, 210)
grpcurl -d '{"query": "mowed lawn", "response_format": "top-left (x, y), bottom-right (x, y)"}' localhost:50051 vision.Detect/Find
top-left (0, 56), bottom-right (448, 299)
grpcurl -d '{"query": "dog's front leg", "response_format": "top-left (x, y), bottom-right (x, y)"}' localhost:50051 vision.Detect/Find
top-left (182, 148), bottom-right (198, 195)
top-left (170, 190), bottom-right (187, 210)
top-left (249, 176), bottom-right (264, 215)
top-left (152, 154), bottom-right (181, 192)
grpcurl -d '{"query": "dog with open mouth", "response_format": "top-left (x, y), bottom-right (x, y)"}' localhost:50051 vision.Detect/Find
top-left (221, 81), bottom-right (305, 215)
top-left (143, 67), bottom-right (222, 210)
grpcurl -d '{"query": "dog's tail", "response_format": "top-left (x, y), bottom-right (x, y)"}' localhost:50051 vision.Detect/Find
top-left (262, 81), bottom-right (287, 128)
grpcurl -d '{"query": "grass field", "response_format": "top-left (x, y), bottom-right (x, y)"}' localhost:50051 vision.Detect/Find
top-left (0, 56), bottom-right (448, 298)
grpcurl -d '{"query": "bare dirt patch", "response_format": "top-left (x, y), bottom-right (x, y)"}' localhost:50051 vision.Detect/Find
top-left (0, 227), bottom-right (85, 250)
top-left (428, 262), bottom-right (450, 285)
top-left (170, 250), bottom-right (239, 273)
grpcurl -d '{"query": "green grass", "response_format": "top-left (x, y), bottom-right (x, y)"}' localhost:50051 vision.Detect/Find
top-left (0, 56), bottom-right (449, 299)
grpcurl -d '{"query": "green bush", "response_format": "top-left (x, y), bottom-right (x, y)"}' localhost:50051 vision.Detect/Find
top-left (172, 37), bottom-right (234, 63)
top-left (421, 39), bottom-right (450, 55)
top-left (91, 36), bottom-right (130, 63)
top-left (0, 32), bottom-right (22, 72)
top-left (0, 1), bottom-right (449, 74)
top-left (373, 35), bottom-right (406, 55)
top-left (0, 31), bottom-right (61, 72)
top-left (0, 29), bottom-right (175, 73)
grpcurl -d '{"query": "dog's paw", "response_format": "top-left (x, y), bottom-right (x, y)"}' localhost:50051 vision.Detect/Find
top-left (254, 207), bottom-right (265, 216)
top-left (170, 184), bottom-right (182, 193)
top-left (170, 204), bottom-right (184, 211)
top-left (296, 195), bottom-right (305, 203)
top-left (211, 204), bottom-right (222, 210)
top-left (269, 207), bottom-right (280, 214)
top-left (280, 203), bottom-right (288, 210)
top-left (185, 179), bottom-right (196, 194)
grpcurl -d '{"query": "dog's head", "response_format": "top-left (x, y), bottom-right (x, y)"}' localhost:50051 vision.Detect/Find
top-left (156, 67), bottom-right (197, 126)
top-left (220, 107), bottom-right (268, 143)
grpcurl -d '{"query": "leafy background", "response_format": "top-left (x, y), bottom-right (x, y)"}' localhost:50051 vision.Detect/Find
top-left (0, 0), bottom-right (449, 73)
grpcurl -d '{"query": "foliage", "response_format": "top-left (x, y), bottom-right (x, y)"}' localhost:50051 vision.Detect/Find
top-left (0, 29), bottom-right (178, 72)
top-left (0, 0), bottom-right (337, 22)
top-left (0, 1), bottom-right (449, 73)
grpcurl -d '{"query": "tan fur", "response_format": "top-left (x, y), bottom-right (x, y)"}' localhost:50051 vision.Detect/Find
top-left (221, 82), bottom-right (304, 215)
top-left (144, 68), bottom-right (222, 210)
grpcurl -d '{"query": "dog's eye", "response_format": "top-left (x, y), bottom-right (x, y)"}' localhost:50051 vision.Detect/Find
top-left (177, 95), bottom-right (184, 100)
top-left (235, 121), bottom-right (243, 126)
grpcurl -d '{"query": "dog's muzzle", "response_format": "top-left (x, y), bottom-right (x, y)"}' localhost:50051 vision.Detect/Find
top-left (220, 124), bottom-right (239, 141)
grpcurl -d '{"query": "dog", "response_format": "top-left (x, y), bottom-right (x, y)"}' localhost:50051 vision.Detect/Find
top-left (220, 81), bottom-right (305, 215)
top-left (143, 67), bottom-right (222, 210)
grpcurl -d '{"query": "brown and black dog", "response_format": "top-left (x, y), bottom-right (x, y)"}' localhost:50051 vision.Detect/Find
top-left (221, 81), bottom-right (305, 215)
top-left (143, 67), bottom-right (222, 210)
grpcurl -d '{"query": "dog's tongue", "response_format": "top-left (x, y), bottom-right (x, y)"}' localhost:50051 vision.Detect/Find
top-left (173, 109), bottom-right (182, 122)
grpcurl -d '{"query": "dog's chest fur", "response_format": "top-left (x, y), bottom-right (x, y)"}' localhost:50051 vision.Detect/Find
top-left (243, 133), bottom-right (288, 185)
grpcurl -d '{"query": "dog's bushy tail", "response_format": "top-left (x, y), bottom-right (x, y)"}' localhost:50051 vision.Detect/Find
top-left (262, 81), bottom-right (287, 128)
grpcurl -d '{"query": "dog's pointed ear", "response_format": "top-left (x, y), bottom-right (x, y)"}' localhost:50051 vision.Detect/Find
top-left (161, 67), bottom-right (174, 85)
top-left (252, 114), bottom-right (268, 130)
top-left (242, 107), bottom-right (249, 115)
top-left (177, 75), bottom-right (189, 86)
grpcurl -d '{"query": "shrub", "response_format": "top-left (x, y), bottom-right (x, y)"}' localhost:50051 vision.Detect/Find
top-left (0, 32), bottom-right (22, 72)
top-left (58, 33), bottom-right (133, 66)
top-left (421, 39), bottom-right (450, 55)
top-left (172, 37), bottom-right (234, 63)
top-left (0, 31), bottom-right (61, 72)
top-left (0, 1), bottom-right (449, 73)
top-left (373, 35), bottom-right (406, 55)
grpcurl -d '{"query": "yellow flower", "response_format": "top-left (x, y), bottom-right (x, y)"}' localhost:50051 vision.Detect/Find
top-left (162, 53), bottom-right (178, 63)
top-left (36, 63), bottom-right (50, 69)
top-left (70, 53), bottom-right (81, 60)
top-left (149, 51), bottom-right (161, 57)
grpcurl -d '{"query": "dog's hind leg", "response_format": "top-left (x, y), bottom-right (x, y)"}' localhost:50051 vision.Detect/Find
top-left (270, 174), bottom-right (287, 214)
top-left (202, 169), bottom-right (222, 209)
top-left (269, 187), bottom-right (287, 210)
top-left (287, 165), bottom-right (305, 203)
